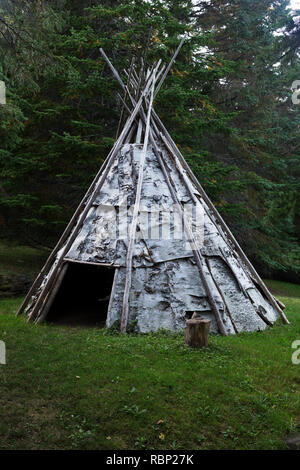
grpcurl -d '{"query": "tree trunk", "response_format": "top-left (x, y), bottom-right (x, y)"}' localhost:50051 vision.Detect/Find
top-left (185, 318), bottom-right (211, 348)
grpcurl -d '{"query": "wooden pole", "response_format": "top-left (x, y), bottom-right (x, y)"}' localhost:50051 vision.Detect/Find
top-left (27, 80), bottom-right (155, 323)
top-left (63, 258), bottom-right (120, 268)
top-left (116, 57), bottom-right (135, 139)
top-left (17, 114), bottom-right (126, 317)
top-left (120, 66), bottom-right (158, 333)
top-left (150, 140), bottom-right (227, 336)
top-left (114, 64), bottom-right (270, 335)
top-left (35, 263), bottom-right (69, 324)
top-left (100, 48), bottom-right (160, 104)
top-left (154, 37), bottom-right (185, 98)
top-left (136, 119), bottom-right (143, 144)
top-left (205, 258), bottom-right (238, 333)
top-left (150, 110), bottom-right (289, 324)
top-left (125, 122), bottom-right (137, 144)
top-left (105, 57), bottom-right (227, 334)
top-left (134, 58), bottom-right (144, 100)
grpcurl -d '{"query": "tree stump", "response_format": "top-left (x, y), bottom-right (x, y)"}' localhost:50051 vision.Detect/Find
top-left (185, 318), bottom-right (211, 348)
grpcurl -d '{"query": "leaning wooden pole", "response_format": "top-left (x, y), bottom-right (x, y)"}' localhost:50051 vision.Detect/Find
top-left (149, 136), bottom-right (227, 336)
top-left (106, 59), bottom-right (227, 334)
top-left (116, 57), bottom-right (135, 139)
top-left (154, 37), bottom-right (184, 98)
top-left (113, 75), bottom-right (227, 334)
top-left (127, 79), bottom-right (279, 332)
top-left (35, 263), bottom-right (69, 324)
top-left (120, 67), bottom-right (158, 333)
top-left (17, 79), bottom-right (142, 319)
top-left (27, 81), bottom-right (156, 323)
top-left (118, 79), bottom-right (288, 330)
top-left (150, 110), bottom-right (289, 324)
top-left (17, 140), bottom-right (117, 317)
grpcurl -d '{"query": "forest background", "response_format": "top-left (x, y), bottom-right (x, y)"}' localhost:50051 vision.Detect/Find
top-left (0, 0), bottom-right (300, 282)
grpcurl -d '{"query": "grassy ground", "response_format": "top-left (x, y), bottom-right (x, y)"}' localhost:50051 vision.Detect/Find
top-left (263, 279), bottom-right (300, 299)
top-left (0, 281), bottom-right (299, 450)
top-left (0, 241), bottom-right (48, 277)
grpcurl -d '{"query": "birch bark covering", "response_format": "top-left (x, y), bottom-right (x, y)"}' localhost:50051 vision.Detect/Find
top-left (24, 143), bottom-right (281, 334)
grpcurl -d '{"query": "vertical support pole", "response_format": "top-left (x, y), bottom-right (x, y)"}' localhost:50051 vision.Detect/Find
top-left (116, 57), bottom-right (135, 139)
top-left (136, 119), bottom-right (143, 144)
top-left (120, 67), bottom-right (158, 333)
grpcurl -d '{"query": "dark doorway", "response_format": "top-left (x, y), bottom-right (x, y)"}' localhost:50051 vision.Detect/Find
top-left (47, 262), bottom-right (115, 327)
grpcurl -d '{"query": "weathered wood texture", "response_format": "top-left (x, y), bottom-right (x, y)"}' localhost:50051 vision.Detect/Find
top-left (185, 318), bottom-right (211, 348)
top-left (36, 263), bottom-right (68, 324)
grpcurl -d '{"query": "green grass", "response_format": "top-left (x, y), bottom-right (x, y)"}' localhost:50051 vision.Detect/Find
top-left (264, 279), bottom-right (300, 299)
top-left (0, 280), bottom-right (299, 450)
top-left (0, 240), bottom-right (48, 277)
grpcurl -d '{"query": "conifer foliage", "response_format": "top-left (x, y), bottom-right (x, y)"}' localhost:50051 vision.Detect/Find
top-left (0, 0), bottom-right (299, 277)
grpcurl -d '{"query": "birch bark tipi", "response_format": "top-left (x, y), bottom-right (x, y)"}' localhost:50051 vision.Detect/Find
top-left (17, 43), bottom-right (289, 335)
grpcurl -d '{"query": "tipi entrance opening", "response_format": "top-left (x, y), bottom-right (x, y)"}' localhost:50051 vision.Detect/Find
top-left (46, 262), bottom-right (115, 327)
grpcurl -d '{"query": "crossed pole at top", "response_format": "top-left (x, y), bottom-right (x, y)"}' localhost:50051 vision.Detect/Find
top-left (99, 37), bottom-right (184, 142)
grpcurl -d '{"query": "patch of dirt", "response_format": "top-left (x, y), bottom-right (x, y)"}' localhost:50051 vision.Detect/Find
top-left (0, 397), bottom-right (64, 450)
top-left (27, 401), bottom-right (58, 423)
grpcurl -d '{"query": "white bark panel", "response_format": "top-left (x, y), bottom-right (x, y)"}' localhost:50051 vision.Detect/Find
top-left (246, 287), bottom-right (279, 324)
top-left (208, 257), bottom-right (268, 332)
